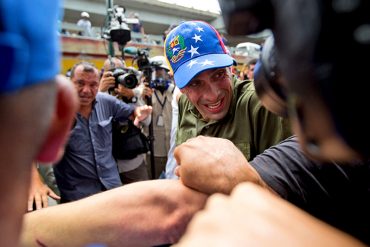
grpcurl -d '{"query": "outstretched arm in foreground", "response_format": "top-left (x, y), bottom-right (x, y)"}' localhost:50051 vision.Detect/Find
top-left (175, 182), bottom-right (366, 247)
top-left (21, 180), bottom-right (207, 247)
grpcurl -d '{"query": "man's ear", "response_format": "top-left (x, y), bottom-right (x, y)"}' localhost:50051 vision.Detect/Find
top-left (36, 75), bottom-right (78, 163)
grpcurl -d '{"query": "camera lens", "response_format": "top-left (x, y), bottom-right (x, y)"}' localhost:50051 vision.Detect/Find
top-left (118, 73), bottom-right (138, 89)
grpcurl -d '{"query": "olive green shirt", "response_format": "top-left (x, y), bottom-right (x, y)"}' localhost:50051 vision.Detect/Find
top-left (176, 78), bottom-right (291, 160)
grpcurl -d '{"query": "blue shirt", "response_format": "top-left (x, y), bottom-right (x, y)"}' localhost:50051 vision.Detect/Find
top-left (54, 93), bottom-right (135, 202)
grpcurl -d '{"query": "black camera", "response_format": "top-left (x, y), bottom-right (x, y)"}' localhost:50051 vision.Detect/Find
top-left (111, 68), bottom-right (138, 89)
top-left (134, 48), bottom-right (152, 83)
top-left (102, 5), bottom-right (139, 46)
top-left (136, 48), bottom-right (151, 71)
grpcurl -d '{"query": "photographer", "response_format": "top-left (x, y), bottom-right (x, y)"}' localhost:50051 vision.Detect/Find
top-left (139, 55), bottom-right (176, 179)
top-left (100, 57), bottom-right (151, 184)
top-left (53, 62), bottom-right (152, 202)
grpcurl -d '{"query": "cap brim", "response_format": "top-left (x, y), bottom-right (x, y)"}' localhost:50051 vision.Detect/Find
top-left (174, 54), bottom-right (235, 89)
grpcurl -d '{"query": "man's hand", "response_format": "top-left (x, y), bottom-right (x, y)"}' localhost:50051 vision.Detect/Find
top-left (116, 84), bottom-right (134, 99)
top-left (175, 183), bottom-right (365, 247)
top-left (142, 84), bottom-right (153, 98)
top-left (28, 164), bottom-right (60, 211)
top-left (99, 70), bottom-right (115, 92)
top-left (133, 105), bottom-right (152, 126)
top-left (174, 136), bottom-right (266, 194)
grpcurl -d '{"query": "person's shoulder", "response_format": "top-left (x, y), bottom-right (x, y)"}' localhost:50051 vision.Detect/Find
top-left (178, 93), bottom-right (189, 106)
top-left (96, 92), bottom-right (118, 102)
top-left (236, 79), bottom-right (258, 100)
top-left (238, 79), bottom-right (255, 91)
top-left (274, 136), bottom-right (300, 149)
top-left (235, 79), bottom-right (265, 113)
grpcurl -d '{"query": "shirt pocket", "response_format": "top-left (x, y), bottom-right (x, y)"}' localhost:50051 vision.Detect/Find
top-left (98, 117), bottom-right (113, 134)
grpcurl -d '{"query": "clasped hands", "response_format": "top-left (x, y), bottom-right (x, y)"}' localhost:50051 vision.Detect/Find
top-left (173, 136), bottom-right (363, 246)
top-left (174, 136), bottom-right (264, 195)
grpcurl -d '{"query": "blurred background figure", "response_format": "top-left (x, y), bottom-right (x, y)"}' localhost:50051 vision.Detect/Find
top-left (163, 23), bottom-right (177, 41)
top-left (164, 86), bottom-right (181, 179)
top-left (144, 55), bottom-right (175, 179)
top-left (77, 11), bottom-right (92, 37)
top-left (130, 12), bottom-right (145, 42)
top-left (240, 58), bottom-right (257, 81)
top-left (99, 57), bottom-right (151, 184)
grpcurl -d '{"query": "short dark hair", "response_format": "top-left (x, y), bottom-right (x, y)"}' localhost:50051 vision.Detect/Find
top-left (70, 61), bottom-right (98, 79)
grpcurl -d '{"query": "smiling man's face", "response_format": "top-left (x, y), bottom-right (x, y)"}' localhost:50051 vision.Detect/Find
top-left (180, 67), bottom-right (233, 122)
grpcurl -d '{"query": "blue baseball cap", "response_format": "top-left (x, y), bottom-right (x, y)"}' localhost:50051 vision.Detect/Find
top-left (164, 20), bottom-right (235, 89)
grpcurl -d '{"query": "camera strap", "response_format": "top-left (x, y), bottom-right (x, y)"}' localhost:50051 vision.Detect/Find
top-left (154, 90), bottom-right (167, 110)
top-left (154, 90), bottom-right (167, 127)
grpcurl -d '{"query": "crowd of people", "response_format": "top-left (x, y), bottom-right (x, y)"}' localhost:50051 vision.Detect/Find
top-left (1, 0), bottom-right (369, 246)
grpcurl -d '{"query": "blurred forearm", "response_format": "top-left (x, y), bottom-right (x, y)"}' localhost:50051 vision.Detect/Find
top-left (21, 180), bottom-right (207, 247)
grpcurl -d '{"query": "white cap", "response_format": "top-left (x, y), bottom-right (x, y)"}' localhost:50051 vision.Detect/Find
top-left (150, 56), bottom-right (170, 71)
top-left (81, 12), bottom-right (90, 18)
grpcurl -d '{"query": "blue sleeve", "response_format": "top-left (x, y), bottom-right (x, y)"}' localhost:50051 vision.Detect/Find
top-left (0, 0), bottom-right (61, 93)
top-left (114, 98), bottom-right (135, 120)
top-left (97, 93), bottom-right (135, 120)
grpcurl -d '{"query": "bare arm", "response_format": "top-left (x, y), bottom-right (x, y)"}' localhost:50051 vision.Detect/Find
top-left (21, 180), bottom-right (207, 247)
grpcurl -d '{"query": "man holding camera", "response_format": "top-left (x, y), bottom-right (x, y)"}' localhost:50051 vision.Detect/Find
top-left (99, 57), bottom-right (152, 104)
top-left (53, 61), bottom-right (152, 202)
top-left (99, 57), bottom-right (151, 184)
top-left (144, 55), bottom-right (176, 179)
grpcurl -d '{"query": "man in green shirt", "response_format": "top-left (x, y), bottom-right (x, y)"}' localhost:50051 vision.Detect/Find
top-left (164, 20), bottom-right (291, 164)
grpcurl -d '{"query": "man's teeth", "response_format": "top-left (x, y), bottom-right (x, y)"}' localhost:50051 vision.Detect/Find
top-left (207, 100), bottom-right (221, 109)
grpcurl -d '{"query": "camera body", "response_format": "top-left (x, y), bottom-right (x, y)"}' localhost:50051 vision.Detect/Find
top-left (111, 67), bottom-right (138, 89)
top-left (135, 49), bottom-right (153, 86)
top-left (135, 49), bottom-right (171, 91)
top-left (102, 5), bottom-right (139, 46)
top-left (136, 49), bottom-right (151, 70)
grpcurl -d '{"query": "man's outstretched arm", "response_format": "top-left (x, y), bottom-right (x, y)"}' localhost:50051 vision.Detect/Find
top-left (21, 180), bottom-right (207, 247)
